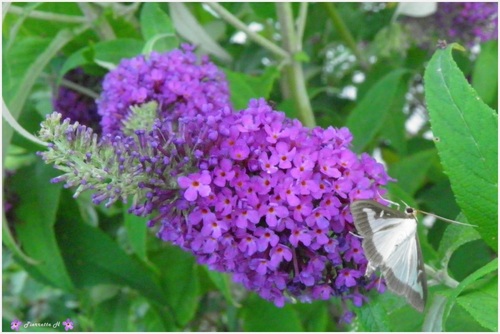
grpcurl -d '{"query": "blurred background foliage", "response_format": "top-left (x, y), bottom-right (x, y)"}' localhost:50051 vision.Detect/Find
top-left (2, 2), bottom-right (498, 331)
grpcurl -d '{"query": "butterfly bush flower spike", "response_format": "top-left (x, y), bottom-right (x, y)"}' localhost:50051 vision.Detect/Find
top-left (146, 98), bottom-right (393, 309)
top-left (434, 2), bottom-right (498, 46)
top-left (38, 46), bottom-right (393, 318)
top-left (97, 44), bottom-right (230, 135)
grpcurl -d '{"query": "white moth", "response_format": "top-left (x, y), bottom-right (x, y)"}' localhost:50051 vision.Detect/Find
top-left (350, 200), bottom-right (475, 312)
top-left (350, 200), bottom-right (427, 311)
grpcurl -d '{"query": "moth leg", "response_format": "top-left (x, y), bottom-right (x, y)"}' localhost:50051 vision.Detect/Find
top-left (376, 275), bottom-right (383, 291)
top-left (365, 263), bottom-right (377, 277)
top-left (349, 231), bottom-right (363, 239)
top-left (376, 191), bottom-right (400, 210)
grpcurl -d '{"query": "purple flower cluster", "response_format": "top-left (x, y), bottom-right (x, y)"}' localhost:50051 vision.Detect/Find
top-left (42, 45), bottom-right (393, 314)
top-left (434, 2), bottom-right (498, 45)
top-left (53, 68), bottom-right (101, 132)
top-left (130, 98), bottom-right (390, 307)
top-left (97, 44), bottom-right (231, 136)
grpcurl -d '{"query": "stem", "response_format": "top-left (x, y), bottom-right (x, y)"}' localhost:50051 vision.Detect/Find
top-left (3, 2), bottom-right (11, 21)
top-left (7, 5), bottom-right (87, 23)
top-left (78, 3), bottom-right (116, 40)
top-left (59, 78), bottom-right (100, 100)
top-left (276, 3), bottom-right (316, 128)
top-left (296, 3), bottom-right (308, 50)
top-left (425, 264), bottom-right (459, 289)
top-left (204, 2), bottom-right (290, 60)
top-left (94, 2), bottom-right (141, 17)
top-left (322, 3), bottom-right (367, 68)
top-left (5, 3), bottom-right (41, 50)
top-left (41, 72), bottom-right (100, 99)
top-left (2, 99), bottom-right (47, 147)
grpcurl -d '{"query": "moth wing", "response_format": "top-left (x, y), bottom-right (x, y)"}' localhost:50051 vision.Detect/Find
top-left (351, 200), bottom-right (409, 236)
top-left (381, 232), bottom-right (427, 312)
top-left (361, 216), bottom-right (417, 271)
top-left (350, 200), bottom-right (427, 311)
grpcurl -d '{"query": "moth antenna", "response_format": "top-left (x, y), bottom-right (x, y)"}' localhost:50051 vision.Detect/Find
top-left (415, 209), bottom-right (477, 227)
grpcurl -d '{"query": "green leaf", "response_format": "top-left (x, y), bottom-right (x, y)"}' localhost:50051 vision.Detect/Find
top-left (142, 34), bottom-right (179, 55)
top-left (381, 78), bottom-right (408, 154)
top-left (422, 294), bottom-right (447, 332)
top-left (439, 258), bottom-right (498, 331)
top-left (346, 69), bottom-right (409, 152)
top-left (123, 209), bottom-right (148, 261)
top-left (149, 246), bottom-right (200, 326)
top-left (242, 295), bottom-right (304, 331)
top-left (355, 300), bottom-right (391, 331)
top-left (448, 239), bottom-right (494, 281)
top-left (60, 39), bottom-right (145, 77)
top-left (10, 161), bottom-right (74, 291)
top-left (204, 268), bottom-right (238, 307)
top-left (456, 277), bottom-right (498, 331)
top-left (3, 26), bottom-right (87, 151)
top-left (387, 149), bottom-right (437, 195)
top-left (140, 303), bottom-right (179, 331)
top-left (104, 9), bottom-right (142, 40)
top-left (140, 3), bottom-right (178, 53)
top-left (438, 218), bottom-right (481, 268)
top-left (424, 44), bottom-right (498, 252)
top-left (386, 183), bottom-right (416, 208)
top-left (445, 303), bottom-right (490, 331)
top-left (168, 3), bottom-right (232, 62)
top-left (472, 41), bottom-right (498, 108)
top-left (293, 302), bottom-right (329, 331)
top-left (55, 192), bottom-right (167, 305)
top-left (356, 291), bottom-right (424, 331)
top-left (93, 295), bottom-right (131, 331)
top-left (418, 179), bottom-right (460, 220)
top-left (3, 3), bottom-right (83, 40)
top-left (3, 37), bottom-right (48, 110)
top-left (223, 66), bottom-right (279, 110)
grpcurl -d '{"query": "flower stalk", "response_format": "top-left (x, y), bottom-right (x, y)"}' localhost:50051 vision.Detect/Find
top-left (276, 3), bottom-right (316, 127)
top-left (204, 2), bottom-right (290, 60)
top-left (7, 5), bottom-right (88, 23)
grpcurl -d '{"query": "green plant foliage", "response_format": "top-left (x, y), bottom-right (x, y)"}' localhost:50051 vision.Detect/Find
top-left (60, 38), bottom-right (145, 76)
top-left (224, 66), bottom-right (279, 109)
top-left (438, 220), bottom-right (481, 268)
top-left (439, 259), bottom-right (498, 331)
top-left (425, 44), bottom-right (498, 252)
top-left (123, 208), bottom-right (148, 261)
top-left (388, 149), bottom-right (438, 195)
top-left (10, 161), bottom-right (73, 291)
top-left (346, 69), bottom-right (410, 153)
top-left (149, 247), bottom-right (201, 327)
top-left (93, 295), bottom-right (132, 331)
top-left (472, 41), bottom-right (498, 108)
top-left (242, 295), bottom-right (304, 331)
top-left (55, 192), bottom-right (167, 305)
top-left (140, 2), bottom-right (179, 53)
top-left (456, 278), bottom-right (498, 331)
